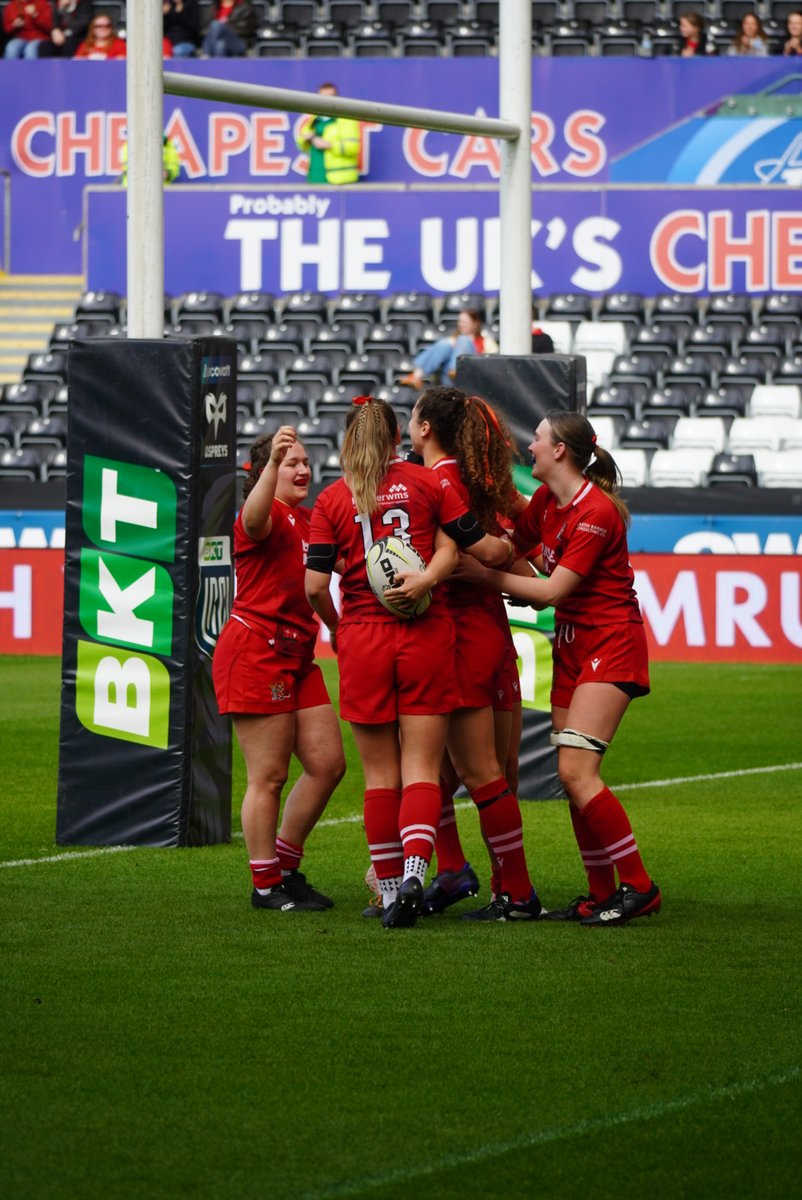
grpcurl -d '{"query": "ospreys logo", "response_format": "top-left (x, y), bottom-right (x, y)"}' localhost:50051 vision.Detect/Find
top-left (201, 357), bottom-right (233, 462)
top-left (195, 536), bottom-right (232, 657)
top-left (205, 391), bottom-right (227, 437)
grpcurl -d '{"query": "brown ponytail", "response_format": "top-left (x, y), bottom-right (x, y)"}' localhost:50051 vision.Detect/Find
top-left (545, 409), bottom-right (630, 527)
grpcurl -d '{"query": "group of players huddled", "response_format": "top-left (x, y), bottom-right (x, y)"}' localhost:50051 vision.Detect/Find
top-left (212, 387), bottom-right (662, 928)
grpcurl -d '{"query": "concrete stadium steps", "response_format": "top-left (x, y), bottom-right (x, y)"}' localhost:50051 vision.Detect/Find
top-left (0, 274), bottom-right (84, 386)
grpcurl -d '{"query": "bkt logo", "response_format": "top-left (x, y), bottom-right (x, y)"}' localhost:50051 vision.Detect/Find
top-left (75, 456), bottom-right (177, 748)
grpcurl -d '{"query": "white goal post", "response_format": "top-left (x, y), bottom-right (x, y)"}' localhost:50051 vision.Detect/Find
top-left (126, 0), bottom-right (532, 351)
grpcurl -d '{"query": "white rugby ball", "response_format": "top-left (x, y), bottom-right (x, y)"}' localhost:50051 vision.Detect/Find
top-left (365, 536), bottom-right (432, 619)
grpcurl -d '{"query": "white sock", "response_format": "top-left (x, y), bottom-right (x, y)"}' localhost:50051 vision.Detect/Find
top-left (378, 877), bottom-right (401, 906)
top-left (403, 855), bottom-right (428, 884)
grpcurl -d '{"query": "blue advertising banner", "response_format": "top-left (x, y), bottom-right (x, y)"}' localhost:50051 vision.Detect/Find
top-left (1, 58), bottom-right (802, 284)
top-left (86, 182), bottom-right (802, 297)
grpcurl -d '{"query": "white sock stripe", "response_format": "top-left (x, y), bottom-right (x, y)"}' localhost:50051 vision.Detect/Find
top-left (581, 848), bottom-right (616, 861)
top-left (488, 837), bottom-right (524, 853)
top-left (609, 843), bottom-right (640, 863)
top-left (400, 824), bottom-right (437, 838)
top-left (581, 854), bottom-right (614, 867)
top-left (487, 829), bottom-right (522, 848)
top-left (601, 833), bottom-right (637, 854)
top-left (440, 814), bottom-right (457, 828)
top-left (367, 840), bottom-right (403, 852)
top-left (402, 833), bottom-right (436, 850)
top-left (249, 858), bottom-right (280, 867)
top-left (370, 851), bottom-right (405, 863)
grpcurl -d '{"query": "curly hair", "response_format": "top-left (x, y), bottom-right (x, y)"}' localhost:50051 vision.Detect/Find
top-left (415, 386), bottom-right (518, 529)
top-left (241, 432), bottom-right (274, 500)
top-left (340, 397), bottom-right (399, 515)
top-left (545, 409), bottom-right (630, 527)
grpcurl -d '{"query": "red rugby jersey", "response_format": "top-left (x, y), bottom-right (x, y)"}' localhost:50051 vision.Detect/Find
top-left (514, 479), bottom-right (643, 626)
top-left (231, 499), bottom-right (319, 653)
top-left (310, 457), bottom-right (468, 623)
top-left (430, 457), bottom-right (509, 623)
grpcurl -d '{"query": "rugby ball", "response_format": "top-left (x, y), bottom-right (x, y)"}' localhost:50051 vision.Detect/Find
top-left (365, 536), bottom-right (432, 619)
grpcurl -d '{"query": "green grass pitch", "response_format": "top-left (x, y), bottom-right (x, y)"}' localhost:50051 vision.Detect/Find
top-left (1, 656), bottom-right (801, 1199)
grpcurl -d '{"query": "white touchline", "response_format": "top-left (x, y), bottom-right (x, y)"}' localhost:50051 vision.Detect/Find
top-left (294, 1066), bottom-right (801, 1200)
top-left (2, 762), bottom-right (801, 870)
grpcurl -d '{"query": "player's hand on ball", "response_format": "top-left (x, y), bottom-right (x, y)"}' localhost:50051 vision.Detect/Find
top-left (384, 570), bottom-right (427, 612)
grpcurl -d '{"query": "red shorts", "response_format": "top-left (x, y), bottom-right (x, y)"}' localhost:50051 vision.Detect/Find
top-left (212, 617), bottom-right (330, 715)
top-left (337, 615), bottom-right (460, 724)
top-left (453, 606), bottom-right (512, 710)
top-left (551, 620), bottom-right (650, 710)
top-left (493, 654), bottom-right (521, 713)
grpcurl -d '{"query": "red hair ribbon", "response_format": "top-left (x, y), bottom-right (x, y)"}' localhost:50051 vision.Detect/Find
top-left (591, 435), bottom-right (597, 445)
top-left (353, 395), bottom-right (374, 406)
top-left (242, 461), bottom-right (251, 471)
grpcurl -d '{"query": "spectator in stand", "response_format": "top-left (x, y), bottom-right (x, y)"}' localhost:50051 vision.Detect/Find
top-left (727, 13), bottom-right (769, 56)
top-left (3, 0), bottom-right (53, 59)
top-left (677, 12), bottom-right (708, 56)
top-left (164, 0), bottom-right (202, 58)
top-left (782, 11), bottom-right (802, 55)
top-left (296, 83), bottom-right (362, 185)
top-left (37, 0), bottom-right (91, 58)
top-left (201, 0), bottom-right (257, 57)
top-left (531, 324), bottom-right (555, 354)
top-left (74, 13), bottom-right (127, 58)
top-left (399, 308), bottom-right (498, 391)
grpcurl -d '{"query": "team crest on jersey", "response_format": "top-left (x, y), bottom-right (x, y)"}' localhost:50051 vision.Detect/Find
top-left (195, 536), bottom-right (232, 657)
top-left (270, 680), bottom-right (289, 701)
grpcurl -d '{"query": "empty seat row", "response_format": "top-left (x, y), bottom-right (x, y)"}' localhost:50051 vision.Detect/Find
top-left (616, 448), bottom-right (802, 489)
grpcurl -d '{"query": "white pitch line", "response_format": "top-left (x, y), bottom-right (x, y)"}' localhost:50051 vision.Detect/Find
top-left (294, 1065), bottom-right (800, 1200)
top-left (2, 761), bottom-right (800, 870)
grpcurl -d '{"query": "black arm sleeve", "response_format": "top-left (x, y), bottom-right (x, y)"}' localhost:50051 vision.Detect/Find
top-left (306, 543), bottom-right (338, 574)
top-left (441, 511), bottom-right (485, 549)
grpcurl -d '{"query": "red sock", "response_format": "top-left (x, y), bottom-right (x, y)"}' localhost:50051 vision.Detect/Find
top-left (250, 857), bottom-right (282, 890)
top-left (569, 803), bottom-right (616, 900)
top-left (399, 782), bottom-right (441, 865)
top-left (580, 787), bottom-right (652, 891)
top-left (363, 788), bottom-right (403, 880)
top-left (434, 782), bottom-right (468, 873)
top-left (276, 836), bottom-right (303, 873)
top-left (471, 777), bottom-right (531, 903)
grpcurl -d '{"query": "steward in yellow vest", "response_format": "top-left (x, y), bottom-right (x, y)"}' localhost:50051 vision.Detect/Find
top-left (296, 83), bottom-right (361, 185)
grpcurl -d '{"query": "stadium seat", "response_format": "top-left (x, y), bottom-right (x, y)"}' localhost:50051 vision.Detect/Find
top-left (44, 447), bottom-right (68, 480)
top-left (696, 384), bottom-right (751, 420)
top-left (587, 414), bottom-right (619, 450)
top-left (236, 381), bottom-right (272, 416)
top-left (76, 290), bottom-right (123, 322)
top-left (285, 352), bottom-right (341, 387)
top-left (619, 417), bottom-right (672, 451)
top-left (573, 321), bottom-right (628, 356)
top-left (749, 385), bottom-right (802, 420)
top-left (598, 292), bottom-right (645, 325)
top-left (0, 446), bottom-right (46, 482)
top-left (21, 415), bottom-right (68, 453)
top-left (727, 416), bottom-right (794, 455)
top-left (175, 291), bottom-right (225, 322)
top-left (613, 447), bottom-right (649, 488)
top-left (23, 352), bottom-right (68, 387)
top-left (707, 452), bottom-right (758, 488)
top-left (588, 383), bottom-right (644, 421)
top-left (0, 414), bottom-right (23, 450)
top-left (781, 419), bottom-right (802, 452)
top-left (1, 381), bottom-right (53, 416)
top-left (641, 385), bottom-right (698, 421)
top-left (649, 448), bottom-right (713, 488)
top-left (543, 293), bottom-right (593, 323)
top-left (267, 384), bottom-right (316, 413)
top-left (399, 23), bottom-right (443, 55)
top-left (671, 416), bottom-right (728, 455)
top-left (582, 350), bottom-right (617, 390)
top-left (753, 450), bottom-right (802, 489)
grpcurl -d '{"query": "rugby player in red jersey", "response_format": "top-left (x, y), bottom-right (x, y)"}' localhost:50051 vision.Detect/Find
top-left (304, 396), bottom-right (512, 929)
top-left (408, 387), bottom-right (543, 921)
top-left (213, 427), bottom-right (345, 912)
top-left (458, 410), bottom-right (661, 926)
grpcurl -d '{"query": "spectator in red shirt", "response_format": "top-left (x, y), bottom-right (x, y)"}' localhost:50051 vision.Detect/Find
top-left (3, 0), bottom-right (53, 59)
top-left (73, 13), bottom-right (127, 59)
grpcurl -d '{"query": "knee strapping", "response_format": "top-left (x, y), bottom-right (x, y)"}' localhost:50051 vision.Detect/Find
top-left (550, 728), bottom-right (609, 755)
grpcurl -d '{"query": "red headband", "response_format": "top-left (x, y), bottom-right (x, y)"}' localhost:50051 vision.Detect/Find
top-left (353, 395), bottom-right (374, 406)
